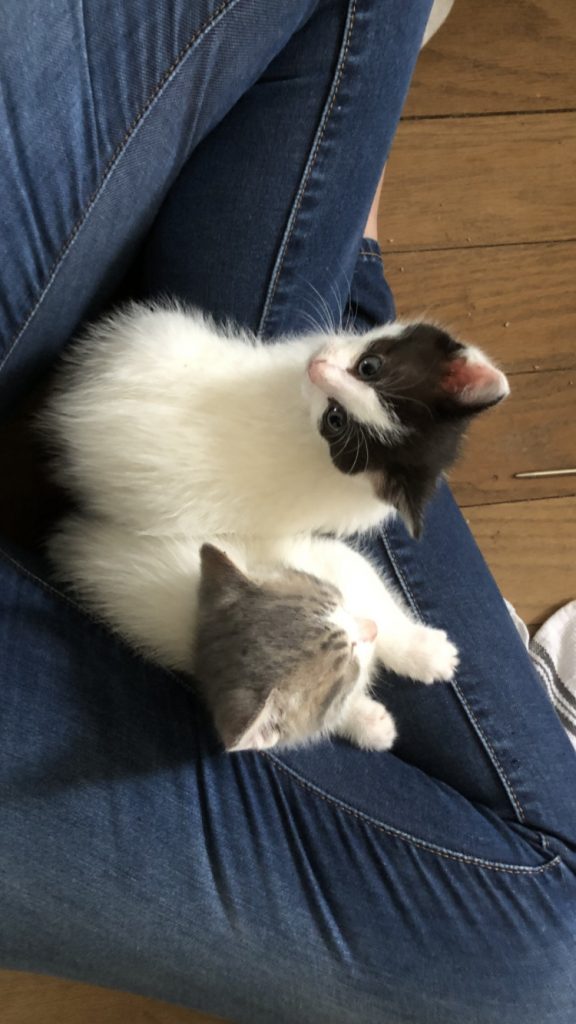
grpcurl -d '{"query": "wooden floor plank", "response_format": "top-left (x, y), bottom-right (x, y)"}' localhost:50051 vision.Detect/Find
top-left (465, 496), bottom-right (576, 625)
top-left (384, 241), bottom-right (576, 374)
top-left (379, 112), bottom-right (576, 252)
top-left (405, 0), bottom-right (576, 118)
top-left (0, 972), bottom-right (226, 1024)
top-left (451, 369), bottom-right (576, 506)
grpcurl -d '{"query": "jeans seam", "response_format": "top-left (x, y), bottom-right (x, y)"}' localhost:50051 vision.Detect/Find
top-left (0, 0), bottom-right (241, 380)
top-left (257, 0), bottom-right (357, 336)
top-left (79, 0), bottom-right (98, 135)
top-left (0, 546), bottom-right (91, 618)
top-left (0, 551), bottom-right (557, 876)
top-left (380, 530), bottom-right (420, 617)
top-left (265, 753), bottom-right (560, 876)
top-left (380, 525), bottom-right (528, 826)
top-left (0, 545), bottom-right (183, 684)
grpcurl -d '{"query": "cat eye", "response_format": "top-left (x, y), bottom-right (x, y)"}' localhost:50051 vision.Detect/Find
top-left (356, 354), bottom-right (382, 380)
top-left (323, 403), bottom-right (347, 434)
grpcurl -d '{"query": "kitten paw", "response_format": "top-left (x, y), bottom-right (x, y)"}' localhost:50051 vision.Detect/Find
top-left (340, 697), bottom-right (397, 751)
top-left (405, 626), bottom-right (459, 684)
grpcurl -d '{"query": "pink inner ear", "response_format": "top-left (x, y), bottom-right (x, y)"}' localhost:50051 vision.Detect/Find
top-left (441, 356), bottom-right (506, 402)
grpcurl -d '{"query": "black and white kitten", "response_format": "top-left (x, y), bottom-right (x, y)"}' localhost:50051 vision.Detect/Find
top-left (42, 304), bottom-right (508, 751)
top-left (43, 304), bottom-right (509, 540)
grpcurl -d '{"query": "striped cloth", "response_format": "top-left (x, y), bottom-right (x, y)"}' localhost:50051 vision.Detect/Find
top-left (506, 600), bottom-right (576, 752)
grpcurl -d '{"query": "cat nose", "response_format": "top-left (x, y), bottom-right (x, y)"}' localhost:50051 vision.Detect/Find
top-left (308, 359), bottom-right (347, 393)
top-left (355, 618), bottom-right (378, 644)
top-left (308, 358), bottom-right (328, 385)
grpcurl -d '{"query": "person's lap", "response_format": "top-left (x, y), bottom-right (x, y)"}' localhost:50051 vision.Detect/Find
top-left (1, 2), bottom-right (576, 1022)
top-left (2, 505), bottom-right (576, 1024)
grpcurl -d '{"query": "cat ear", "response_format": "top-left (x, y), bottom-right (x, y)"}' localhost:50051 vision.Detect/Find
top-left (392, 324), bottom-right (509, 413)
top-left (199, 544), bottom-right (251, 601)
top-left (440, 347), bottom-right (509, 413)
top-left (222, 690), bottom-right (283, 753)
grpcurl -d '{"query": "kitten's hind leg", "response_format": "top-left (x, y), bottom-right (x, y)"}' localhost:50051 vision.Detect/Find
top-left (337, 694), bottom-right (397, 751)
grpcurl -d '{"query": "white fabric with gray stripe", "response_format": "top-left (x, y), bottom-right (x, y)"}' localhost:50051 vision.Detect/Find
top-left (506, 599), bottom-right (576, 752)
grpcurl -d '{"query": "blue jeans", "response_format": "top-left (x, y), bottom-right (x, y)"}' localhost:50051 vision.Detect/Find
top-left (1, 3), bottom-right (575, 1022)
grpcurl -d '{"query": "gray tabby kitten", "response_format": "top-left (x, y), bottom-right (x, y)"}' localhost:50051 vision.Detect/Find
top-left (195, 544), bottom-right (382, 752)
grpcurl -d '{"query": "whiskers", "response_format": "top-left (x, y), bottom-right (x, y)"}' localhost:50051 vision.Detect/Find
top-left (331, 419), bottom-right (372, 474)
top-left (376, 364), bottom-right (436, 420)
top-left (294, 261), bottom-right (359, 339)
top-left (296, 276), bottom-right (340, 336)
top-left (331, 418), bottom-right (354, 464)
top-left (357, 428), bottom-right (371, 473)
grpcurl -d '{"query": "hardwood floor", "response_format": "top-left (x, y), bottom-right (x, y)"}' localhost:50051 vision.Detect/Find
top-left (2, 1), bottom-right (574, 1021)
top-left (0, 972), bottom-right (225, 1024)
top-left (382, 0), bottom-right (576, 628)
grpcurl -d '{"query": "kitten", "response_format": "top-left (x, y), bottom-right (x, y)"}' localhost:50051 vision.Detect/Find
top-left (194, 544), bottom-right (395, 752)
top-left (41, 303), bottom-right (509, 540)
top-left (42, 303), bottom-right (508, 752)
top-left (48, 518), bottom-right (458, 752)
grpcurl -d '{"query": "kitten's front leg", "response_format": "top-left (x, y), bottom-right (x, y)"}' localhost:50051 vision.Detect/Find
top-left (337, 694), bottom-right (397, 751)
top-left (376, 612), bottom-right (459, 685)
top-left (302, 535), bottom-right (459, 685)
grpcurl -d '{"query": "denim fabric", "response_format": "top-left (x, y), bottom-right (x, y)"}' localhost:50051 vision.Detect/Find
top-left (1, 2), bottom-right (576, 1023)
top-left (0, 0), bottom-right (320, 414)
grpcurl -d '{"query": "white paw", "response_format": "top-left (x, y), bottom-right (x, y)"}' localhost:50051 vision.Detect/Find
top-left (341, 697), bottom-right (398, 751)
top-left (404, 626), bottom-right (459, 684)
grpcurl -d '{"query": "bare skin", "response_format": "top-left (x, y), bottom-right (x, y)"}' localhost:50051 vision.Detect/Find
top-left (364, 165), bottom-right (385, 242)
top-left (363, 2), bottom-right (456, 240)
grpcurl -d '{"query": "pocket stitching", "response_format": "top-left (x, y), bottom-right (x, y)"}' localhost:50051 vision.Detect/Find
top-left (265, 752), bottom-right (561, 876)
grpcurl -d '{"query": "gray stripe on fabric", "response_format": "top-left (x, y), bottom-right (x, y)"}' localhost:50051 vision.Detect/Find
top-left (530, 640), bottom-right (576, 713)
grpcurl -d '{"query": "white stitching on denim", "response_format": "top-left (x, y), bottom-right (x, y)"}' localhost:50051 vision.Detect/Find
top-left (0, 0), bottom-right (241, 378)
top-left (0, 552), bottom-right (559, 873)
top-left (450, 678), bottom-right (526, 823)
top-left (79, 0), bottom-right (98, 135)
top-left (0, 546), bottom-right (92, 617)
top-left (380, 528), bottom-right (420, 616)
top-left (380, 526), bottom-right (528, 825)
top-left (265, 754), bottom-right (561, 876)
top-left (0, 545), bottom-right (182, 683)
top-left (257, 0), bottom-right (357, 336)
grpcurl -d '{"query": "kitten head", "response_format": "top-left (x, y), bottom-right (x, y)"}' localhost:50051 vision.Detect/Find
top-left (193, 544), bottom-right (376, 752)
top-left (305, 322), bottom-right (509, 536)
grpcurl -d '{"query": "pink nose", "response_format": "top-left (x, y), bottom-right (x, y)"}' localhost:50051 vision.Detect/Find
top-left (355, 618), bottom-right (378, 644)
top-left (308, 358), bottom-right (328, 385)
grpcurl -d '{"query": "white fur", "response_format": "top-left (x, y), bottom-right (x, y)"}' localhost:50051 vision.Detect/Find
top-left (460, 344), bottom-right (510, 405)
top-left (43, 304), bottom-right (467, 752)
top-left (305, 341), bottom-right (401, 434)
top-left (48, 519), bottom-right (458, 752)
top-left (42, 305), bottom-right (393, 539)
